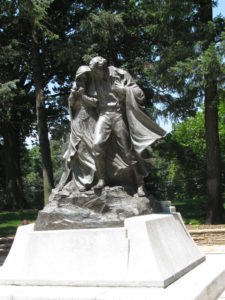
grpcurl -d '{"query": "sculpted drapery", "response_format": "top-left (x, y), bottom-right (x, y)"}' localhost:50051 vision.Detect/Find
top-left (60, 66), bottom-right (97, 191)
top-left (59, 57), bottom-right (165, 195)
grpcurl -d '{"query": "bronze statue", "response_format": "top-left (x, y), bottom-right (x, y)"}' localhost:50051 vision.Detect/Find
top-left (60, 56), bottom-right (165, 195)
top-left (35, 57), bottom-right (167, 230)
top-left (59, 66), bottom-right (98, 192)
top-left (90, 56), bottom-right (165, 195)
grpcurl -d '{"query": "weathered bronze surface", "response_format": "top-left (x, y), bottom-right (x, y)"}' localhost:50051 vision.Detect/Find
top-left (35, 57), bottom-right (166, 230)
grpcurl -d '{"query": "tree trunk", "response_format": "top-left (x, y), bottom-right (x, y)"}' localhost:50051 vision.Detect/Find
top-left (32, 25), bottom-right (54, 205)
top-left (199, 0), bottom-right (224, 223)
top-left (2, 124), bottom-right (27, 209)
top-left (204, 79), bottom-right (224, 223)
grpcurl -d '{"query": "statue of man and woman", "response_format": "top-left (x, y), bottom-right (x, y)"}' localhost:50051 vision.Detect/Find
top-left (60, 56), bottom-right (165, 197)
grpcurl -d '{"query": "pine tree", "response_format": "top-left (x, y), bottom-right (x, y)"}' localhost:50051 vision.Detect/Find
top-left (0, 1), bottom-right (34, 209)
top-left (138, 0), bottom-right (225, 223)
top-left (199, 0), bottom-right (223, 223)
top-left (17, 0), bottom-right (57, 204)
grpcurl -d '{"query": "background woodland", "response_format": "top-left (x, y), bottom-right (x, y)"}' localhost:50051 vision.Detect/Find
top-left (0, 0), bottom-right (224, 224)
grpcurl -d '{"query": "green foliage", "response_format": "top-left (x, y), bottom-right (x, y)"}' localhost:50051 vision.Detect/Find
top-left (149, 100), bottom-right (225, 223)
top-left (172, 111), bottom-right (206, 158)
top-left (138, 1), bottom-right (225, 121)
top-left (83, 10), bottom-right (124, 64)
top-left (0, 81), bottom-right (18, 101)
top-left (21, 137), bottom-right (69, 209)
top-left (18, 0), bottom-right (58, 39)
top-left (22, 146), bottom-right (44, 209)
top-left (188, 219), bottom-right (201, 227)
top-left (0, 0), bottom-right (224, 222)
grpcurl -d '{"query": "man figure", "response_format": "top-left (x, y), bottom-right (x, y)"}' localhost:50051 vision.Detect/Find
top-left (89, 56), bottom-right (165, 196)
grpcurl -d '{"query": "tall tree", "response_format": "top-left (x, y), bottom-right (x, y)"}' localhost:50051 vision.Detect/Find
top-left (0, 82), bottom-right (26, 209)
top-left (18, 0), bottom-right (94, 203)
top-left (0, 1), bottom-right (34, 209)
top-left (135, 0), bottom-right (225, 223)
top-left (18, 0), bottom-right (57, 204)
top-left (199, 0), bottom-right (223, 223)
top-left (31, 16), bottom-right (55, 204)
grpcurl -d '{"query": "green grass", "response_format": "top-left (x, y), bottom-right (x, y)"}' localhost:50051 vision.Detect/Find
top-left (0, 210), bottom-right (38, 237)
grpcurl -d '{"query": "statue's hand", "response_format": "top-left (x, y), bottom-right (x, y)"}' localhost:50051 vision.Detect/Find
top-left (82, 95), bottom-right (98, 107)
top-left (71, 87), bottom-right (85, 98)
top-left (77, 87), bottom-right (85, 96)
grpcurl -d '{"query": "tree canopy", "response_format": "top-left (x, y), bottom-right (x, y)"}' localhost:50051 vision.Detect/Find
top-left (0, 0), bottom-right (224, 223)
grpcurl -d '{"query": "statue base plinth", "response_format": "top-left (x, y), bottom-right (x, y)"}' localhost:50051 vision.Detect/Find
top-left (35, 186), bottom-right (172, 231)
top-left (0, 213), bottom-right (205, 288)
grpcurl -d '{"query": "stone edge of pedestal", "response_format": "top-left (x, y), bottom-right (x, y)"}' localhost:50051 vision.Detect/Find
top-left (0, 255), bottom-right (225, 300)
top-left (0, 213), bottom-right (205, 288)
top-left (0, 257), bottom-right (208, 288)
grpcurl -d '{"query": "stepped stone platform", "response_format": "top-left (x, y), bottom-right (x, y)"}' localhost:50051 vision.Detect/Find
top-left (0, 229), bottom-right (225, 299)
top-left (0, 213), bottom-right (205, 288)
top-left (0, 213), bottom-right (225, 299)
top-left (0, 254), bottom-right (225, 300)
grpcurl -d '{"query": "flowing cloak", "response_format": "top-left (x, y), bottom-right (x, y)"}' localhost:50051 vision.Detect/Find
top-left (108, 66), bottom-right (166, 158)
top-left (58, 65), bottom-right (166, 191)
top-left (58, 66), bottom-right (97, 191)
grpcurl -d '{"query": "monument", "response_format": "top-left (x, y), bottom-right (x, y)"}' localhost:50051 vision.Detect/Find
top-left (3, 57), bottom-right (224, 299)
top-left (35, 56), bottom-right (171, 230)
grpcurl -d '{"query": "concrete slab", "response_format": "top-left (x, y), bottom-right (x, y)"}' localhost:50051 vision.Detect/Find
top-left (0, 213), bottom-right (205, 288)
top-left (1, 224), bottom-right (129, 283)
top-left (0, 254), bottom-right (224, 300)
top-left (125, 213), bottom-right (205, 286)
top-left (13, 287), bottom-right (109, 300)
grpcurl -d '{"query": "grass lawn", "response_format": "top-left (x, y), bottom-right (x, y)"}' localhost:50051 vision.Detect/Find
top-left (0, 200), bottom-right (222, 237)
top-left (0, 210), bottom-right (38, 237)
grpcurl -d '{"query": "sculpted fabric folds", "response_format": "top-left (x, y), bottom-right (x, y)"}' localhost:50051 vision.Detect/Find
top-left (59, 57), bottom-right (166, 194)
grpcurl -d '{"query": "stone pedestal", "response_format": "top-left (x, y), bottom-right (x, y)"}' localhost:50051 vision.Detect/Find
top-left (0, 213), bottom-right (205, 288)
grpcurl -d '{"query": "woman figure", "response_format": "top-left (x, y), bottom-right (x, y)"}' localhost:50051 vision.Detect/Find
top-left (61, 65), bottom-right (98, 192)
